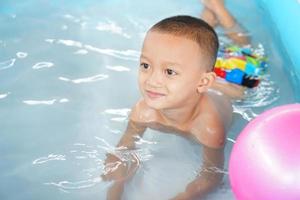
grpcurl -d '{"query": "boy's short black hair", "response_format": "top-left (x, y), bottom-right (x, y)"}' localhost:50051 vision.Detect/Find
top-left (150, 15), bottom-right (219, 71)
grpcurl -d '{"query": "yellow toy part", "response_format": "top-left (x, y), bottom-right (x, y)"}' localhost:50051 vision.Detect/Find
top-left (223, 58), bottom-right (246, 71)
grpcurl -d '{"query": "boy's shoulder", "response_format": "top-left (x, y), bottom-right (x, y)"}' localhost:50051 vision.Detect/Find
top-left (190, 94), bottom-right (229, 148)
top-left (129, 99), bottom-right (159, 123)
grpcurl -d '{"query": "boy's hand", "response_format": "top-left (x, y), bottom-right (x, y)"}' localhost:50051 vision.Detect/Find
top-left (101, 152), bottom-right (140, 182)
top-left (101, 153), bottom-right (127, 182)
top-left (101, 152), bottom-right (140, 200)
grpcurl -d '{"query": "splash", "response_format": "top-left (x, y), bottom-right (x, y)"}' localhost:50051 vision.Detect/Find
top-left (233, 75), bottom-right (280, 121)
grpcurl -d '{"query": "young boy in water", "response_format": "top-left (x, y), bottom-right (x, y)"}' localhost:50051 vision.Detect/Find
top-left (102, 15), bottom-right (243, 200)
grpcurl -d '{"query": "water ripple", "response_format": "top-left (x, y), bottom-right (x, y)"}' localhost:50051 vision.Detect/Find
top-left (59, 98), bottom-right (69, 103)
top-left (45, 38), bottom-right (139, 61)
top-left (103, 108), bottom-right (131, 116)
top-left (74, 49), bottom-right (88, 55)
top-left (95, 136), bottom-right (153, 164)
top-left (110, 117), bottom-right (127, 122)
top-left (134, 136), bottom-right (157, 145)
top-left (106, 65), bottom-right (130, 72)
top-left (104, 125), bottom-right (122, 134)
top-left (44, 177), bottom-right (102, 190)
top-left (58, 74), bottom-right (108, 84)
top-left (84, 45), bottom-right (139, 61)
top-left (233, 75), bottom-right (280, 121)
top-left (57, 39), bottom-right (83, 48)
top-left (96, 20), bottom-right (131, 39)
top-left (23, 98), bottom-right (69, 105)
top-left (23, 99), bottom-right (57, 105)
top-left (40, 135), bottom-right (155, 192)
top-left (32, 154), bottom-right (66, 165)
top-left (32, 62), bottom-right (54, 69)
top-left (16, 52), bottom-right (28, 58)
top-left (63, 14), bottom-right (88, 26)
top-left (0, 92), bottom-right (10, 99)
top-left (103, 108), bottom-right (131, 122)
top-left (0, 58), bottom-right (16, 70)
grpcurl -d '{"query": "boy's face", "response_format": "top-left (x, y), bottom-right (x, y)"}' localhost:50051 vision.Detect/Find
top-left (139, 31), bottom-right (209, 110)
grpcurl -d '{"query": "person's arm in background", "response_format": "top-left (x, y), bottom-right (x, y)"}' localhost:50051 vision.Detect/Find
top-left (101, 118), bottom-right (146, 200)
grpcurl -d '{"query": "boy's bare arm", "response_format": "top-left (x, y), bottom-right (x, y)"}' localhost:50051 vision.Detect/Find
top-left (171, 145), bottom-right (225, 200)
top-left (102, 120), bottom-right (146, 181)
top-left (211, 80), bottom-right (245, 100)
top-left (117, 119), bottom-right (146, 149)
top-left (102, 119), bottom-right (146, 200)
top-left (171, 113), bottom-right (226, 200)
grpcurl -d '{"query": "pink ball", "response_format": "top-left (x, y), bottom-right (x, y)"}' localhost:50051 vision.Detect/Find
top-left (229, 104), bottom-right (300, 200)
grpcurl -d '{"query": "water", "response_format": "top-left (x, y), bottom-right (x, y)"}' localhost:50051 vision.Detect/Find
top-left (0, 0), bottom-right (298, 200)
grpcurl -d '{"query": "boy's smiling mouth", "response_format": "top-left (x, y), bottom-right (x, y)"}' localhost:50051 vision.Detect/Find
top-left (145, 90), bottom-right (166, 99)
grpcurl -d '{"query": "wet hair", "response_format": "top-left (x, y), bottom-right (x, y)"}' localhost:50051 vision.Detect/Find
top-left (150, 15), bottom-right (219, 71)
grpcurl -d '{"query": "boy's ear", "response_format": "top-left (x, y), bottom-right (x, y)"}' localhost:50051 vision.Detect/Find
top-left (197, 72), bottom-right (216, 93)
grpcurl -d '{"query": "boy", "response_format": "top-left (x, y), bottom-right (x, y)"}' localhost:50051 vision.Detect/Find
top-left (102, 15), bottom-right (242, 200)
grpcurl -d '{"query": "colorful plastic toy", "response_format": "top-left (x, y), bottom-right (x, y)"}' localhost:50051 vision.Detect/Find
top-left (214, 45), bottom-right (267, 88)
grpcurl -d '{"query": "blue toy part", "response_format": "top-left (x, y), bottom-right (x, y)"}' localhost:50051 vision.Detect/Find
top-left (225, 68), bottom-right (245, 84)
top-left (245, 63), bottom-right (261, 76)
top-left (260, 61), bottom-right (267, 70)
top-left (241, 48), bottom-right (252, 56)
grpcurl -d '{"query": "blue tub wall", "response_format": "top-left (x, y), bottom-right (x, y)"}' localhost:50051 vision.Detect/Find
top-left (255, 0), bottom-right (300, 90)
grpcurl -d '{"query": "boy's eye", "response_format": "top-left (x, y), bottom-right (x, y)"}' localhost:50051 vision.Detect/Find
top-left (140, 63), bottom-right (150, 70)
top-left (165, 68), bottom-right (177, 76)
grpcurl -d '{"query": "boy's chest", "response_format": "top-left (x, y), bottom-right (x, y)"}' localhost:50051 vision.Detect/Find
top-left (144, 120), bottom-right (203, 143)
top-left (144, 121), bottom-right (208, 147)
top-left (136, 100), bottom-right (207, 142)
top-left (147, 122), bottom-right (186, 134)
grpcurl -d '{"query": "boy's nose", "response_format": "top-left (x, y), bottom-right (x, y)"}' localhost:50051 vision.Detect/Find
top-left (146, 69), bottom-right (163, 88)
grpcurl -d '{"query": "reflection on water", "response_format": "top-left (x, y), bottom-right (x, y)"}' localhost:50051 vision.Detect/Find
top-left (16, 52), bottom-right (28, 58)
top-left (45, 38), bottom-right (140, 61)
top-left (0, 92), bottom-right (10, 99)
top-left (96, 20), bottom-right (131, 39)
top-left (34, 134), bottom-right (154, 193)
top-left (32, 62), bottom-right (54, 69)
top-left (44, 177), bottom-right (103, 192)
top-left (44, 175), bottom-right (103, 192)
top-left (105, 65), bottom-right (131, 72)
top-left (58, 74), bottom-right (109, 84)
top-left (33, 154), bottom-right (66, 164)
top-left (23, 98), bottom-right (69, 105)
top-left (0, 58), bottom-right (16, 70)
